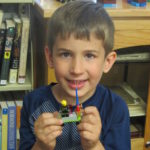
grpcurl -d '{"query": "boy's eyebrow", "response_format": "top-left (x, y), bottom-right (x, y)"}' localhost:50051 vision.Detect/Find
top-left (83, 49), bottom-right (100, 53)
top-left (56, 48), bottom-right (71, 52)
top-left (56, 48), bottom-right (100, 53)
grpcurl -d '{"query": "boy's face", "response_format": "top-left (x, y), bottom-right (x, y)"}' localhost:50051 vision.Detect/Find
top-left (45, 34), bottom-right (116, 102)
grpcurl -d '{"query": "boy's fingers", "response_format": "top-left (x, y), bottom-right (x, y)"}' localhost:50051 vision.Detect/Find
top-left (78, 122), bottom-right (93, 132)
top-left (47, 130), bottom-right (62, 141)
top-left (43, 125), bottom-right (63, 136)
top-left (84, 107), bottom-right (100, 117)
top-left (53, 111), bottom-right (59, 118)
top-left (81, 107), bottom-right (101, 125)
top-left (37, 129), bottom-right (62, 145)
top-left (40, 118), bottom-right (63, 127)
top-left (35, 113), bottom-right (63, 128)
top-left (39, 113), bottom-right (55, 119)
top-left (38, 111), bottom-right (60, 119)
top-left (81, 114), bottom-right (95, 124)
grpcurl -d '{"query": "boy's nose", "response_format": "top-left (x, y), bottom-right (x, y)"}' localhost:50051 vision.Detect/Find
top-left (70, 57), bottom-right (84, 74)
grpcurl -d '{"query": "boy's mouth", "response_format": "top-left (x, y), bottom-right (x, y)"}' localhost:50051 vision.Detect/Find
top-left (67, 80), bottom-right (87, 89)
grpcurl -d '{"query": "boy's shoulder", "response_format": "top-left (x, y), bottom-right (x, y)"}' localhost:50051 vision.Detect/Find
top-left (23, 84), bottom-right (55, 109)
top-left (21, 84), bottom-right (58, 117)
top-left (97, 84), bottom-right (122, 99)
top-left (97, 85), bottom-right (129, 127)
top-left (97, 84), bottom-right (128, 112)
top-left (26, 84), bottom-right (51, 100)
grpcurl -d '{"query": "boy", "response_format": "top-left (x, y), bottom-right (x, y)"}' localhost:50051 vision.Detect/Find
top-left (19, 1), bottom-right (131, 150)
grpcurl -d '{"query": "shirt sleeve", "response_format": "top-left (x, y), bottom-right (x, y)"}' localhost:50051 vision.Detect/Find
top-left (19, 95), bottom-right (36, 150)
top-left (101, 97), bottom-right (131, 150)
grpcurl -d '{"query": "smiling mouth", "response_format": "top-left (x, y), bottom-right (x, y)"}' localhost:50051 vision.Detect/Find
top-left (67, 80), bottom-right (87, 89)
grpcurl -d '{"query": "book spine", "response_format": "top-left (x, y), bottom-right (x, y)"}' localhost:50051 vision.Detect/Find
top-left (9, 18), bottom-right (22, 84)
top-left (16, 101), bottom-right (22, 129)
top-left (7, 102), bottom-right (16, 150)
top-left (0, 9), bottom-right (3, 28)
top-left (0, 22), bottom-right (6, 72)
top-left (0, 20), bottom-right (15, 85)
top-left (15, 100), bottom-right (23, 140)
top-left (1, 105), bottom-right (8, 150)
top-left (0, 51), bottom-right (11, 85)
top-left (18, 17), bottom-right (30, 84)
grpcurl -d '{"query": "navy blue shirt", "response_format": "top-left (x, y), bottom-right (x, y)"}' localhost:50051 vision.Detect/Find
top-left (19, 83), bottom-right (131, 150)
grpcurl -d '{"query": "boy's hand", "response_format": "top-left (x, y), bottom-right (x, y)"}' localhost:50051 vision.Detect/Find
top-left (77, 106), bottom-right (103, 150)
top-left (33, 112), bottom-right (63, 150)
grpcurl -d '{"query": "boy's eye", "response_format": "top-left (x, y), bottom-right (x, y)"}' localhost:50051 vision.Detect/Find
top-left (85, 53), bottom-right (96, 59)
top-left (60, 52), bottom-right (71, 58)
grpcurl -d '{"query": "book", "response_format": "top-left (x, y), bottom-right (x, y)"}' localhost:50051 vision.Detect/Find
top-left (18, 16), bottom-right (30, 84)
top-left (9, 17), bottom-right (22, 84)
top-left (99, 0), bottom-right (117, 8)
top-left (0, 19), bottom-right (15, 85)
top-left (0, 9), bottom-right (3, 28)
top-left (0, 101), bottom-right (8, 150)
top-left (128, 0), bottom-right (146, 7)
top-left (0, 22), bottom-right (6, 72)
top-left (7, 101), bottom-right (16, 150)
top-left (15, 100), bottom-right (23, 140)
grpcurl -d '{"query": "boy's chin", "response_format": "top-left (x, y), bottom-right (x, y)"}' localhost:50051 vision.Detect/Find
top-left (66, 91), bottom-right (77, 98)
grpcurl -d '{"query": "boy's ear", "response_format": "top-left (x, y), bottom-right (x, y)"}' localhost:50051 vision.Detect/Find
top-left (103, 51), bottom-right (117, 73)
top-left (44, 46), bottom-right (54, 68)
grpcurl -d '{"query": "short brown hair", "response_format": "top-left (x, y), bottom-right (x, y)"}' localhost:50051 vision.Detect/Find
top-left (47, 0), bottom-right (114, 55)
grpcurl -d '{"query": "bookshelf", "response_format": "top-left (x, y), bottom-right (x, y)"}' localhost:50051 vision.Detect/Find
top-left (0, 74), bottom-right (32, 91)
top-left (101, 49), bottom-right (150, 149)
top-left (0, 0), bottom-right (34, 92)
top-left (0, 1), bottom-right (34, 149)
top-left (32, 0), bottom-right (150, 150)
top-left (110, 82), bottom-right (146, 117)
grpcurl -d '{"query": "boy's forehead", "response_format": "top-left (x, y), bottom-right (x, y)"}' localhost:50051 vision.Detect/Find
top-left (53, 33), bottom-right (105, 52)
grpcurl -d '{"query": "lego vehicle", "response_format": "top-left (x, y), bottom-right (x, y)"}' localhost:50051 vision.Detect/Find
top-left (59, 99), bottom-right (82, 123)
top-left (58, 88), bottom-right (82, 123)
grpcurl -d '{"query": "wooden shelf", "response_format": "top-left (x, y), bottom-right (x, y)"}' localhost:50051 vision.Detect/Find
top-left (106, 0), bottom-right (150, 17)
top-left (34, 0), bottom-right (150, 18)
top-left (131, 138), bottom-right (144, 150)
top-left (34, 0), bottom-right (150, 50)
top-left (129, 107), bottom-right (146, 117)
top-left (0, 74), bottom-right (33, 91)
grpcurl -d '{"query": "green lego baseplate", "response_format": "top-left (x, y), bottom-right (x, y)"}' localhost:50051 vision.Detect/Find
top-left (59, 112), bottom-right (81, 123)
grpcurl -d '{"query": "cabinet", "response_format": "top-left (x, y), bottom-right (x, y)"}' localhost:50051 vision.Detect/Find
top-left (32, 0), bottom-right (150, 149)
